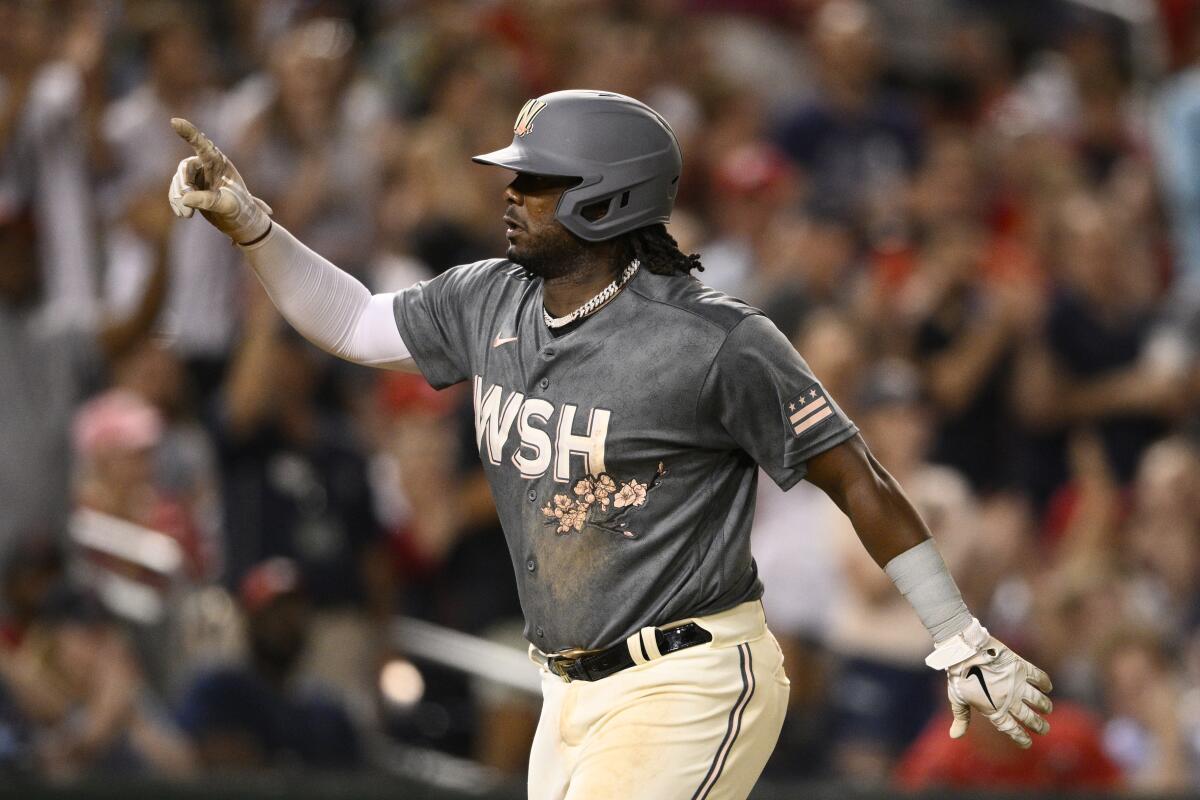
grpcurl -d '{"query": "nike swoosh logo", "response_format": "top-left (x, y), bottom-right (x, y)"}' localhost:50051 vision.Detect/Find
top-left (492, 334), bottom-right (519, 348)
top-left (967, 665), bottom-right (997, 709)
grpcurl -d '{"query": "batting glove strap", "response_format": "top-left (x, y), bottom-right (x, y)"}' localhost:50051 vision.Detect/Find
top-left (925, 617), bottom-right (990, 670)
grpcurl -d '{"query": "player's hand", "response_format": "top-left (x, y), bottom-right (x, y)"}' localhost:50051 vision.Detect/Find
top-left (927, 620), bottom-right (1053, 748)
top-left (168, 117), bottom-right (273, 244)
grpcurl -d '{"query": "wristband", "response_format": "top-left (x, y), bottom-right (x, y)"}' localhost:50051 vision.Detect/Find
top-left (884, 538), bottom-right (974, 651)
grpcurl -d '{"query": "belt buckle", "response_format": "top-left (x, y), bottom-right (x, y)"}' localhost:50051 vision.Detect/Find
top-left (549, 659), bottom-right (573, 682)
top-left (548, 647), bottom-right (593, 682)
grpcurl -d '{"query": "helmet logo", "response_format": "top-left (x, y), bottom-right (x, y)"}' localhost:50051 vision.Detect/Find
top-left (513, 99), bottom-right (547, 137)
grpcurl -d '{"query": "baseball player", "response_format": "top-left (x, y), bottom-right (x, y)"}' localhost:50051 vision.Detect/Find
top-left (167, 90), bottom-right (1052, 799)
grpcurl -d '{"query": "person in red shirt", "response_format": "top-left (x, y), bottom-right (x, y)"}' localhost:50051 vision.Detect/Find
top-left (895, 700), bottom-right (1123, 791)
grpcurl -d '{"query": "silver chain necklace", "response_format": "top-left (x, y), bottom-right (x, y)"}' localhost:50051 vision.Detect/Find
top-left (542, 259), bottom-right (640, 329)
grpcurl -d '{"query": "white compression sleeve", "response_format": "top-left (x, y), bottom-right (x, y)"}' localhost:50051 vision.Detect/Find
top-left (239, 224), bottom-right (416, 371)
top-left (884, 538), bottom-right (973, 645)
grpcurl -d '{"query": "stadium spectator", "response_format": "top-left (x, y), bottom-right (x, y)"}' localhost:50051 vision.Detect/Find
top-left (0, 0), bottom-right (105, 317)
top-left (366, 148), bottom-right (436, 293)
top-left (1015, 193), bottom-right (1183, 504)
top-left (1100, 629), bottom-right (1195, 793)
top-left (371, 374), bottom-right (529, 766)
top-left (235, 17), bottom-right (385, 275)
top-left (774, 0), bottom-right (922, 231)
top-left (697, 141), bottom-right (799, 297)
top-left (102, 2), bottom-right (247, 387)
top-left (213, 288), bottom-right (391, 709)
top-left (110, 336), bottom-right (224, 582)
top-left (0, 586), bottom-right (194, 779)
top-left (904, 218), bottom-right (1034, 492)
top-left (0, 189), bottom-right (168, 567)
top-left (72, 388), bottom-right (210, 579)
top-left (176, 558), bottom-right (361, 769)
top-left (1123, 438), bottom-right (1200, 642)
top-left (895, 701), bottom-right (1122, 791)
top-left (378, 42), bottom-right (516, 274)
top-left (369, 374), bottom-right (468, 599)
top-left (749, 204), bottom-right (862, 335)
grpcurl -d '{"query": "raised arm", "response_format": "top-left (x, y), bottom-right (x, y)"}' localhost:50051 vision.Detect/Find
top-left (238, 225), bottom-right (415, 370)
top-left (806, 435), bottom-right (1054, 749)
top-left (166, 117), bottom-right (414, 371)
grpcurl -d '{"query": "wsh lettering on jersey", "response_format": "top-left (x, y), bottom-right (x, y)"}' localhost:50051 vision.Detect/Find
top-left (473, 376), bottom-right (610, 481)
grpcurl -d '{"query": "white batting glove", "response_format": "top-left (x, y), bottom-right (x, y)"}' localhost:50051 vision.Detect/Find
top-left (926, 619), bottom-right (1054, 749)
top-left (167, 117), bottom-right (273, 244)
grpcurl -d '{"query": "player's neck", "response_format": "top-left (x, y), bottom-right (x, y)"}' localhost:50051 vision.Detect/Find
top-left (541, 248), bottom-right (624, 318)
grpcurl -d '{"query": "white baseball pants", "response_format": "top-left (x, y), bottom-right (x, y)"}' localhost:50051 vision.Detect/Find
top-left (527, 600), bottom-right (790, 800)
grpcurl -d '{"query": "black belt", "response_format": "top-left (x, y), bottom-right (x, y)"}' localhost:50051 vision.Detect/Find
top-left (545, 622), bottom-right (713, 682)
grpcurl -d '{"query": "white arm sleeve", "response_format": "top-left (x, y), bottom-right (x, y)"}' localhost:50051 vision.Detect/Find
top-left (239, 224), bottom-right (417, 371)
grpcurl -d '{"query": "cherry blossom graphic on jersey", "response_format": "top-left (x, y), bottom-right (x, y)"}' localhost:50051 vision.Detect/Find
top-left (541, 462), bottom-right (668, 539)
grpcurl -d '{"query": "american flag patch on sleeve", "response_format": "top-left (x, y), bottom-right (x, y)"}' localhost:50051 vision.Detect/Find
top-left (786, 385), bottom-right (834, 437)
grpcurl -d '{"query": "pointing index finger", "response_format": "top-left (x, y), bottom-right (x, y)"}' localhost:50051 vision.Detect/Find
top-left (171, 117), bottom-right (223, 170)
top-left (171, 117), bottom-right (201, 146)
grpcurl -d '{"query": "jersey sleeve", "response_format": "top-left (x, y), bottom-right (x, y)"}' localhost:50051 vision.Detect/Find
top-left (391, 260), bottom-right (503, 389)
top-left (699, 313), bottom-right (858, 489)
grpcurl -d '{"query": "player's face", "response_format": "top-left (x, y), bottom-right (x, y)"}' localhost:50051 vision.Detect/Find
top-left (503, 172), bottom-right (586, 278)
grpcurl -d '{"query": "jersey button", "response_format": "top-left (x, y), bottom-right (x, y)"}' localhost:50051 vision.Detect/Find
top-left (536, 626), bottom-right (545, 638)
top-left (543, 348), bottom-right (555, 359)
top-left (526, 558), bottom-right (537, 573)
top-left (527, 489), bottom-right (537, 502)
top-left (539, 378), bottom-right (550, 390)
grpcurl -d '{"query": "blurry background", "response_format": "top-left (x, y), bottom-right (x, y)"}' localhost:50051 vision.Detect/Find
top-left (1, 0), bottom-right (1199, 797)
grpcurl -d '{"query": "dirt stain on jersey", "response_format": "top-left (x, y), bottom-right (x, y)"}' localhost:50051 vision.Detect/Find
top-left (529, 463), bottom-right (670, 647)
top-left (533, 528), bottom-right (622, 636)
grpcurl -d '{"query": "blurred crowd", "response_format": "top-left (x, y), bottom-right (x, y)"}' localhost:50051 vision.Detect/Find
top-left (1, 0), bottom-right (1200, 793)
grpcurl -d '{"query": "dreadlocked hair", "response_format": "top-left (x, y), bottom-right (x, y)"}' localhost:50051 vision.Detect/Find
top-left (617, 224), bottom-right (703, 276)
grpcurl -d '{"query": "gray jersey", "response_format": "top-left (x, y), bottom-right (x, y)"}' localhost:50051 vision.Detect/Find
top-left (393, 261), bottom-right (857, 652)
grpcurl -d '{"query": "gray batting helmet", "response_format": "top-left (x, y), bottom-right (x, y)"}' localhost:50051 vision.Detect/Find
top-left (472, 90), bottom-right (682, 242)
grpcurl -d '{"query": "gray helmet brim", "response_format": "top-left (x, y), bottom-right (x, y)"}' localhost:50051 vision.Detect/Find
top-left (471, 144), bottom-right (587, 179)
